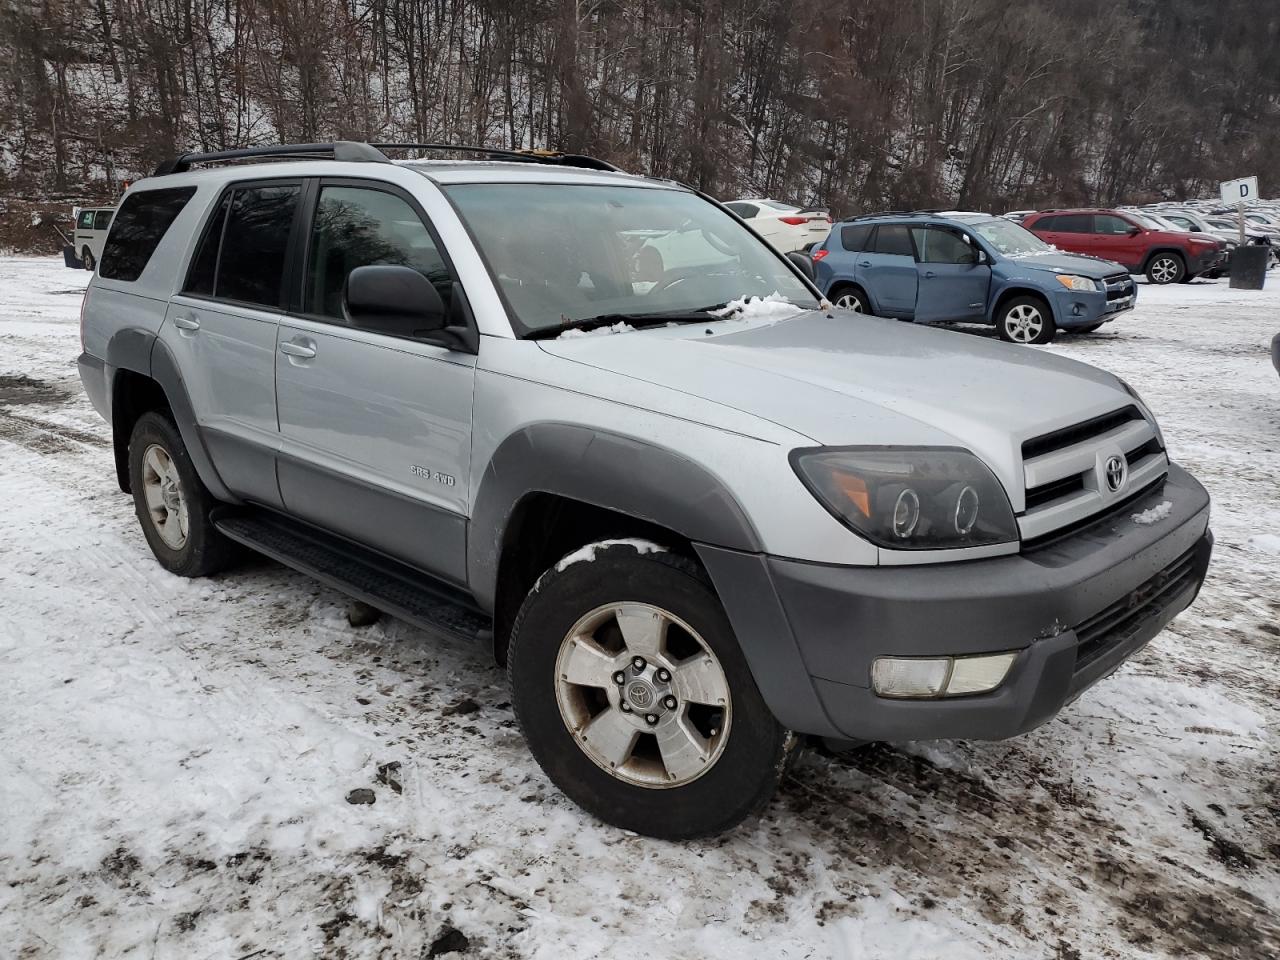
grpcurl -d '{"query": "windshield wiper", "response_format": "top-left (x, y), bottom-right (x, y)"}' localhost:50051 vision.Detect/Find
top-left (527, 304), bottom-right (735, 340)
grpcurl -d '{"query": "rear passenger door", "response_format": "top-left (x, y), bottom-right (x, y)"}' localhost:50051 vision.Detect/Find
top-left (162, 179), bottom-right (303, 508)
top-left (910, 225), bottom-right (990, 323)
top-left (274, 179), bottom-right (477, 585)
top-left (859, 225), bottom-right (918, 317)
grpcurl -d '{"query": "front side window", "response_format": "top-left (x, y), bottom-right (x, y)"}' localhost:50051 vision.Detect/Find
top-left (442, 183), bottom-right (817, 335)
top-left (872, 224), bottom-right (915, 256)
top-left (304, 186), bottom-right (451, 320)
top-left (99, 187), bottom-right (196, 282)
top-left (94, 210), bottom-right (113, 230)
top-left (1094, 214), bottom-right (1133, 235)
top-left (216, 184), bottom-right (301, 308)
top-left (911, 226), bottom-right (977, 264)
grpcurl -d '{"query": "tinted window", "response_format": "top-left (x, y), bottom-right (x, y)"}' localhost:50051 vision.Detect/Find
top-left (725, 202), bottom-right (759, 219)
top-left (1050, 214), bottom-right (1092, 233)
top-left (94, 210), bottom-right (113, 230)
top-left (78, 210), bottom-right (96, 229)
top-left (872, 224), bottom-right (914, 256)
top-left (911, 226), bottom-right (977, 264)
top-left (1094, 214), bottom-right (1133, 235)
top-left (304, 186), bottom-right (451, 321)
top-left (216, 184), bottom-right (300, 308)
top-left (840, 224), bottom-right (872, 251)
top-left (1030, 215), bottom-right (1056, 231)
top-left (99, 187), bottom-right (195, 282)
top-left (1163, 215), bottom-right (1194, 229)
top-left (183, 195), bottom-right (230, 298)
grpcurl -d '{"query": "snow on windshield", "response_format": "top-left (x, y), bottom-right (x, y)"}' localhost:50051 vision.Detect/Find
top-left (973, 218), bottom-right (1055, 257)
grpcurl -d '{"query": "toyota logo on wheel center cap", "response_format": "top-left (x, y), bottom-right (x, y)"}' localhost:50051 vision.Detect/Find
top-left (626, 682), bottom-right (655, 709)
top-left (1105, 454), bottom-right (1127, 493)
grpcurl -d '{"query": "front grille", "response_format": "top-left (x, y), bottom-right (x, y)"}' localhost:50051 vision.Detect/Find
top-left (1019, 406), bottom-right (1168, 542)
top-left (1072, 546), bottom-right (1200, 674)
top-left (1102, 273), bottom-right (1135, 302)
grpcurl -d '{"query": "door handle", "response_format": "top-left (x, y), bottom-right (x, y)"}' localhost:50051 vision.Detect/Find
top-left (858, 260), bottom-right (872, 267)
top-left (279, 340), bottom-right (317, 359)
top-left (924, 270), bottom-right (937, 279)
top-left (173, 315), bottom-right (200, 331)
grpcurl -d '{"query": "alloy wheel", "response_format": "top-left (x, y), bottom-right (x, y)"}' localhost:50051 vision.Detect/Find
top-left (141, 443), bottom-right (189, 550)
top-left (554, 602), bottom-right (731, 788)
top-left (835, 293), bottom-right (863, 312)
top-left (1003, 303), bottom-right (1043, 343)
top-left (1150, 257), bottom-right (1179, 284)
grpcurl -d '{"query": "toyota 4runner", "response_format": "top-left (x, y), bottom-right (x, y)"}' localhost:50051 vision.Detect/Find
top-left (77, 142), bottom-right (1213, 839)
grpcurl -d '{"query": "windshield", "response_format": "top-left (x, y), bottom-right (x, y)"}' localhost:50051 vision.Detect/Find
top-left (1129, 212), bottom-right (1165, 229)
top-left (442, 183), bottom-right (818, 335)
top-left (970, 217), bottom-right (1052, 256)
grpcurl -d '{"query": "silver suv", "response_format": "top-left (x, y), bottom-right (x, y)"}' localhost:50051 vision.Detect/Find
top-left (77, 142), bottom-right (1213, 839)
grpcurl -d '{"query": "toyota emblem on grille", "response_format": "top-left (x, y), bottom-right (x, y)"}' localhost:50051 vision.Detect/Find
top-left (1105, 455), bottom-right (1127, 493)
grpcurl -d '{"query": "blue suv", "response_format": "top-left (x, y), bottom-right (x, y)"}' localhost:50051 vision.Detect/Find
top-left (812, 212), bottom-right (1136, 343)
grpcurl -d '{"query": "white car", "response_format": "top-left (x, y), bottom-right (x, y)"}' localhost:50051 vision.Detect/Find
top-left (723, 199), bottom-right (830, 253)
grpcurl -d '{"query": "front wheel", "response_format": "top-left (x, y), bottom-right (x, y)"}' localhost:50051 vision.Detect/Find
top-left (996, 295), bottom-right (1056, 344)
top-left (1146, 253), bottom-right (1185, 285)
top-left (507, 543), bottom-right (795, 839)
top-left (81, 248), bottom-right (95, 271)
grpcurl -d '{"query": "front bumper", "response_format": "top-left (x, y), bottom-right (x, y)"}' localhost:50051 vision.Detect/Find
top-left (1047, 279), bottom-right (1135, 329)
top-left (699, 463), bottom-right (1211, 742)
top-left (1190, 247), bottom-right (1228, 276)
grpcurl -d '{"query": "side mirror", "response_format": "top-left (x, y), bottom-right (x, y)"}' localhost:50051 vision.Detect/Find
top-left (344, 265), bottom-right (446, 339)
top-left (1127, 226), bottom-right (1142, 236)
top-left (786, 250), bottom-right (816, 281)
top-left (974, 248), bottom-right (989, 265)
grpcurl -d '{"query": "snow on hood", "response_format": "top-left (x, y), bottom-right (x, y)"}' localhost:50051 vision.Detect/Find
top-left (540, 310), bottom-right (1134, 496)
top-left (1006, 251), bottom-right (1126, 278)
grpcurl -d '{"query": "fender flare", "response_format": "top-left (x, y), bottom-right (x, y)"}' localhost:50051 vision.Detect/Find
top-left (466, 423), bottom-right (763, 610)
top-left (104, 327), bottom-right (235, 503)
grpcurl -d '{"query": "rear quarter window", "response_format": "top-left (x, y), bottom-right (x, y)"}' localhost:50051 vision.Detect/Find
top-left (99, 187), bottom-right (197, 282)
top-left (840, 224), bottom-right (871, 251)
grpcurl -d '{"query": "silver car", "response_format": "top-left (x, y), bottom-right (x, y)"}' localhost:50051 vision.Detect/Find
top-left (77, 142), bottom-right (1214, 839)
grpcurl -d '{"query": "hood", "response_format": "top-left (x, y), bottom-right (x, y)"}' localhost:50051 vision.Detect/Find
top-left (539, 311), bottom-right (1137, 497)
top-left (1009, 252), bottom-right (1125, 278)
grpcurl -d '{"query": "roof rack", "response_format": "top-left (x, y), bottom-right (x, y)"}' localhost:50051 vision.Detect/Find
top-left (152, 141), bottom-right (621, 177)
top-left (372, 143), bottom-right (621, 172)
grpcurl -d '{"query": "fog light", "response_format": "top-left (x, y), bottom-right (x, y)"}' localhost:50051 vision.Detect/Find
top-left (871, 657), bottom-right (949, 698)
top-left (946, 653), bottom-right (1017, 695)
top-left (871, 652), bottom-right (1018, 699)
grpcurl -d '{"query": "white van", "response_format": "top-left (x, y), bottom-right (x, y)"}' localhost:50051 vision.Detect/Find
top-left (72, 206), bottom-right (116, 271)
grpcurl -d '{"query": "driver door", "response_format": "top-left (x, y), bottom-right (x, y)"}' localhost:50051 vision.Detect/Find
top-left (911, 226), bottom-right (991, 323)
top-left (274, 179), bottom-right (477, 585)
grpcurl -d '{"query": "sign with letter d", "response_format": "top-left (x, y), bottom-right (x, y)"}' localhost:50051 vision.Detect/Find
top-left (1220, 176), bottom-right (1258, 205)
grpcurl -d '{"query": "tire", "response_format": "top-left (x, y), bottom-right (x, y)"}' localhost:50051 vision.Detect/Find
top-left (995, 295), bottom-right (1056, 344)
top-left (81, 248), bottom-right (95, 272)
top-left (1145, 252), bottom-right (1185, 285)
top-left (127, 411), bottom-right (236, 577)
top-left (830, 285), bottom-right (866, 313)
top-left (507, 542), bottom-right (796, 839)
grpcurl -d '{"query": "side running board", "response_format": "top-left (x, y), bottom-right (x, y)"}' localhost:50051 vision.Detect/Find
top-left (214, 509), bottom-right (491, 644)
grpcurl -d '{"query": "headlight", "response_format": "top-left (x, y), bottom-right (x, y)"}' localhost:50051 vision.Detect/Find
top-left (1053, 274), bottom-right (1096, 291)
top-left (1188, 236), bottom-right (1216, 245)
top-left (790, 447), bottom-right (1018, 549)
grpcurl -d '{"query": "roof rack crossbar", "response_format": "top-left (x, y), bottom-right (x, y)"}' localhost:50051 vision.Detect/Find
top-left (154, 141), bottom-right (388, 176)
top-left (371, 143), bottom-right (620, 172)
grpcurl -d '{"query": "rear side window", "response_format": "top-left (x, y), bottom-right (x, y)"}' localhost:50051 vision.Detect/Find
top-left (215, 184), bottom-right (301, 308)
top-left (871, 224), bottom-right (914, 256)
top-left (99, 187), bottom-right (196, 282)
top-left (183, 195), bottom-right (230, 298)
top-left (1053, 214), bottom-right (1092, 233)
top-left (840, 224), bottom-right (871, 251)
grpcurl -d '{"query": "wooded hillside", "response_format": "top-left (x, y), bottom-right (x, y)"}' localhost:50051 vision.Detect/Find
top-left (2, 0), bottom-right (1276, 213)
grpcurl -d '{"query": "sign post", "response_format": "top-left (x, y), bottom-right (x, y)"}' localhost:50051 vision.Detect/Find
top-left (1220, 176), bottom-right (1258, 245)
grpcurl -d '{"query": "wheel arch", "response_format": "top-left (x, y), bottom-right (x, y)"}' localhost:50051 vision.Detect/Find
top-left (1141, 247), bottom-right (1187, 273)
top-left (990, 285), bottom-right (1054, 325)
top-left (827, 279), bottom-right (872, 312)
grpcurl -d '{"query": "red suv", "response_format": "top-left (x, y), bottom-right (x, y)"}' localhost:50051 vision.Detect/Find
top-left (1022, 209), bottom-right (1226, 285)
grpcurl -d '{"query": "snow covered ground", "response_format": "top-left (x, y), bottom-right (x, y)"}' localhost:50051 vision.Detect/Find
top-left (0, 256), bottom-right (1277, 959)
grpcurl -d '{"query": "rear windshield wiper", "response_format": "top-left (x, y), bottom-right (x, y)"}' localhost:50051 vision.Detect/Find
top-left (527, 305), bottom-right (735, 340)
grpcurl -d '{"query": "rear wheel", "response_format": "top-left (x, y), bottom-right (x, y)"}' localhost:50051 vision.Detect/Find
top-left (996, 295), bottom-right (1056, 344)
top-left (81, 248), bottom-right (95, 271)
top-left (831, 286), bottom-right (866, 313)
top-left (507, 542), bottom-right (795, 839)
top-left (128, 411), bottom-right (236, 577)
top-left (1145, 252), bottom-right (1185, 285)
